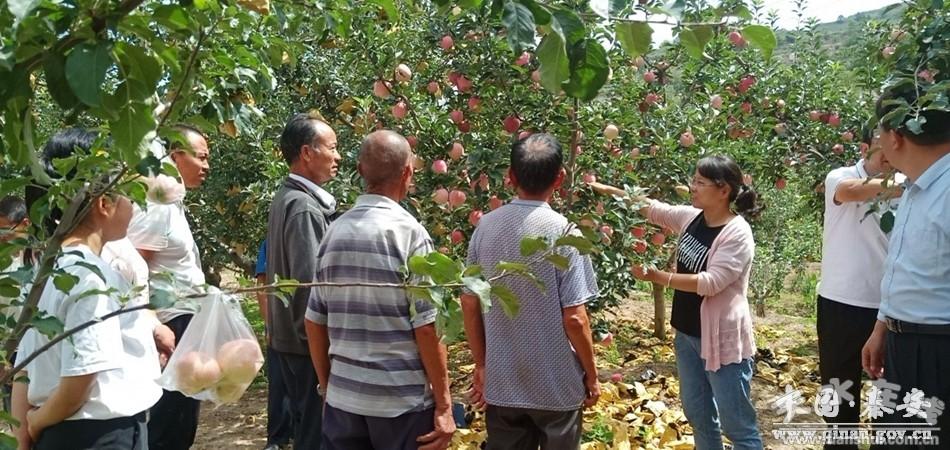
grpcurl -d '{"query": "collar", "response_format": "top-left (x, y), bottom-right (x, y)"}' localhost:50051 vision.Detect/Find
top-left (855, 159), bottom-right (868, 178)
top-left (355, 194), bottom-right (400, 208)
top-left (289, 173), bottom-right (336, 209)
top-left (511, 198), bottom-right (552, 209)
top-left (912, 152), bottom-right (950, 191)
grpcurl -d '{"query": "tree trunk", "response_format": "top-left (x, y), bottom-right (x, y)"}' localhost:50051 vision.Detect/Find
top-left (652, 282), bottom-right (666, 339)
top-left (755, 296), bottom-right (767, 317)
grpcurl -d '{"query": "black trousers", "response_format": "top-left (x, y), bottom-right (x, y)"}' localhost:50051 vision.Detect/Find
top-left (485, 405), bottom-right (583, 450)
top-left (274, 350), bottom-right (323, 450)
top-left (321, 404), bottom-right (434, 450)
top-left (816, 296), bottom-right (879, 449)
top-left (34, 411), bottom-right (148, 450)
top-left (266, 345), bottom-right (294, 447)
top-left (148, 315), bottom-right (201, 450)
top-left (871, 329), bottom-right (950, 449)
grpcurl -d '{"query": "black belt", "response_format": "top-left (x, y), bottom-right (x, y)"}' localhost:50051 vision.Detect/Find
top-left (885, 317), bottom-right (950, 335)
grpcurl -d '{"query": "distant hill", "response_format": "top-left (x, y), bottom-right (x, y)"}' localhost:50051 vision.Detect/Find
top-left (774, 4), bottom-right (906, 59)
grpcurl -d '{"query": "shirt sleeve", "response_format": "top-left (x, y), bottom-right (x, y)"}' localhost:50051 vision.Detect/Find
top-left (645, 200), bottom-right (701, 234)
top-left (59, 271), bottom-right (124, 377)
top-left (557, 232), bottom-right (600, 308)
top-left (408, 229), bottom-right (438, 329)
top-left (825, 169), bottom-right (849, 207)
top-left (305, 287), bottom-right (327, 325)
top-left (126, 203), bottom-right (172, 251)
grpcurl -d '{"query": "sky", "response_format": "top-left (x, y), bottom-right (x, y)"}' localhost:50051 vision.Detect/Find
top-left (648, 0), bottom-right (901, 42)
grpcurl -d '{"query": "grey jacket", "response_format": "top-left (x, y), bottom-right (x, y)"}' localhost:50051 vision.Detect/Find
top-left (266, 176), bottom-right (339, 355)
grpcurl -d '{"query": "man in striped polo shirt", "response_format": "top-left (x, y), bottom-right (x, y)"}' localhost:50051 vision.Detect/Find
top-left (304, 130), bottom-right (455, 450)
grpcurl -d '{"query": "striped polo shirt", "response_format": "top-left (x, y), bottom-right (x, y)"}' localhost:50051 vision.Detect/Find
top-left (305, 194), bottom-right (437, 418)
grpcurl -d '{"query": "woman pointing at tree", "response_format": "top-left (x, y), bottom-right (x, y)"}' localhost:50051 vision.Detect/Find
top-left (590, 154), bottom-right (763, 450)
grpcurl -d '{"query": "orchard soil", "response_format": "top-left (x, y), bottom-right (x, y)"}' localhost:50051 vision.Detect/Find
top-left (193, 292), bottom-right (824, 450)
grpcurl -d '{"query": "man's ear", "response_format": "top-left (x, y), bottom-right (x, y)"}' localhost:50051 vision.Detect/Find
top-left (552, 168), bottom-right (566, 189)
top-left (507, 167), bottom-right (518, 188)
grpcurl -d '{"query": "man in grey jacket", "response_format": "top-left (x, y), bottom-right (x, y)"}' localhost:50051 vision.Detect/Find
top-left (266, 112), bottom-right (341, 450)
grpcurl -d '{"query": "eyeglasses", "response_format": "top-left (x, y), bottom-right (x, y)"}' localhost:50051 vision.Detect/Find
top-left (689, 177), bottom-right (719, 188)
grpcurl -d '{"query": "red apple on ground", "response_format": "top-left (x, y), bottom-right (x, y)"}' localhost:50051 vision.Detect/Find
top-left (600, 332), bottom-right (614, 346)
top-left (633, 240), bottom-right (647, 254)
top-left (827, 114), bottom-right (841, 128)
top-left (427, 81), bottom-right (441, 96)
top-left (738, 75), bottom-right (756, 93)
top-left (741, 102), bottom-right (752, 114)
top-left (841, 131), bottom-right (854, 142)
top-left (645, 92), bottom-right (659, 105)
top-left (610, 373), bottom-right (623, 383)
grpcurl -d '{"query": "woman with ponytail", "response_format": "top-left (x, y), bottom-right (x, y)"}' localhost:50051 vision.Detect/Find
top-left (590, 155), bottom-right (763, 450)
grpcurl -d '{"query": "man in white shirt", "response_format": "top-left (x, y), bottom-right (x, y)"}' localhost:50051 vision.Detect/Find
top-left (817, 128), bottom-right (904, 447)
top-left (125, 125), bottom-right (211, 450)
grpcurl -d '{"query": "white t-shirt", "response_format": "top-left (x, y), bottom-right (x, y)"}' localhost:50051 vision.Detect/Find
top-left (126, 200), bottom-right (205, 323)
top-left (819, 160), bottom-right (903, 309)
top-left (1, 253), bottom-right (26, 319)
top-left (15, 245), bottom-right (162, 420)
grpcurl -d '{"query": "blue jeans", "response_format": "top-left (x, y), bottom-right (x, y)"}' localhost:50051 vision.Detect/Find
top-left (674, 332), bottom-right (762, 450)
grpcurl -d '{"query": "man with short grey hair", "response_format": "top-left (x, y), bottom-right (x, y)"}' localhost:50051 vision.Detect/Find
top-left (266, 112), bottom-right (342, 450)
top-left (305, 130), bottom-right (455, 450)
top-left (461, 133), bottom-right (600, 450)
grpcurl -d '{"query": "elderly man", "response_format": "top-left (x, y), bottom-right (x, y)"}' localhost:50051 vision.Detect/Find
top-left (461, 133), bottom-right (600, 450)
top-left (266, 113), bottom-right (341, 450)
top-left (126, 125), bottom-right (211, 450)
top-left (304, 130), bottom-right (455, 450)
top-left (863, 88), bottom-right (950, 448)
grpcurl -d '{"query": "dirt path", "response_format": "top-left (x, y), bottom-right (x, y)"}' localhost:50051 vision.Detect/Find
top-left (194, 295), bottom-right (824, 449)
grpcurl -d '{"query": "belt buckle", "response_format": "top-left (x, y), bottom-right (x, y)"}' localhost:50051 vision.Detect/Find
top-left (888, 317), bottom-right (902, 333)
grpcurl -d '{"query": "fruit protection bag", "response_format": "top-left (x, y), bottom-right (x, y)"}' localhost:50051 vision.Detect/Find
top-left (158, 288), bottom-right (264, 404)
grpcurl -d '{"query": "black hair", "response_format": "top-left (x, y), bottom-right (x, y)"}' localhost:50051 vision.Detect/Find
top-left (510, 133), bottom-right (563, 195)
top-left (860, 122), bottom-right (876, 146)
top-left (875, 88), bottom-right (950, 146)
top-left (40, 128), bottom-right (98, 178)
top-left (0, 195), bottom-right (26, 225)
top-left (280, 113), bottom-right (325, 164)
top-left (695, 155), bottom-right (762, 219)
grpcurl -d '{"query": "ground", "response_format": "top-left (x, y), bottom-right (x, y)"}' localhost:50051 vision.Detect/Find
top-left (193, 288), bottom-right (827, 450)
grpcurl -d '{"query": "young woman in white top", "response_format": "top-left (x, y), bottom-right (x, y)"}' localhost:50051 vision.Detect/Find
top-left (11, 129), bottom-right (162, 450)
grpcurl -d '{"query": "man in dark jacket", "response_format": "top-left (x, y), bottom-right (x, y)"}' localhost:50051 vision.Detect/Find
top-left (266, 112), bottom-right (341, 449)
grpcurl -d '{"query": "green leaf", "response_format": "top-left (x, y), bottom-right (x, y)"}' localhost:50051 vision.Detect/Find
top-left (741, 24), bottom-right (777, 60)
top-left (30, 315), bottom-right (64, 338)
top-left (462, 265), bottom-right (483, 277)
top-left (502, 1), bottom-right (536, 54)
top-left (545, 253), bottom-right (570, 270)
top-left (113, 42), bottom-right (163, 92)
top-left (52, 273), bottom-right (79, 294)
top-left (409, 252), bottom-right (460, 285)
top-left (491, 284), bottom-right (521, 317)
top-left (555, 235), bottom-right (594, 254)
top-left (616, 22), bottom-right (653, 58)
top-left (153, 5), bottom-right (196, 33)
top-left (517, 0), bottom-right (550, 25)
top-left (65, 42), bottom-right (113, 107)
top-left (0, 430), bottom-right (18, 450)
top-left (43, 53), bottom-right (80, 110)
top-left (462, 276), bottom-right (492, 312)
top-left (495, 261), bottom-right (544, 291)
top-left (0, 284), bottom-right (19, 298)
top-left (72, 262), bottom-right (105, 282)
top-left (519, 236), bottom-right (549, 257)
top-left (562, 38), bottom-right (609, 101)
top-left (408, 255), bottom-right (432, 276)
top-left (536, 33), bottom-right (569, 94)
top-left (149, 288), bottom-right (176, 310)
top-left (369, 0), bottom-right (399, 22)
top-left (549, 7), bottom-right (585, 44)
top-left (880, 210), bottom-right (895, 233)
top-left (679, 25), bottom-right (713, 59)
top-left (110, 101), bottom-right (156, 161)
top-left (458, 0), bottom-right (483, 9)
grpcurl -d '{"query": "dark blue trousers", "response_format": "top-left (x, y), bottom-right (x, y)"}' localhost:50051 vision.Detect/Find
top-left (322, 403), bottom-right (434, 450)
top-left (274, 350), bottom-right (323, 450)
top-left (266, 345), bottom-right (294, 447)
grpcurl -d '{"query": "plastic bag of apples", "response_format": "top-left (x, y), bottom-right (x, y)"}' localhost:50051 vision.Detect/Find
top-left (158, 288), bottom-right (264, 404)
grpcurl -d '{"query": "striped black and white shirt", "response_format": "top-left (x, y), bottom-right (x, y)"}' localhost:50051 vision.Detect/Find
top-left (305, 194), bottom-right (437, 418)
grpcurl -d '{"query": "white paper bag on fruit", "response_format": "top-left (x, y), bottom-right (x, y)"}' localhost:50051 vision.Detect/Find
top-left (158, 288), bottom-right (263, 404)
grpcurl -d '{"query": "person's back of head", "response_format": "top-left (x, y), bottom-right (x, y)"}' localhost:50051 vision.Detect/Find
top-left (510, 133), bottom-right (563, 196)
top-left (358, 130), bottom-right (412, 199)
top-left (0, 196), bottom-right (27, 242)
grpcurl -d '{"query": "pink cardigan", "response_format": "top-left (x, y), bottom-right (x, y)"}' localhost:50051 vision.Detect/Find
top-left (646, 200), bottom-right (757, 372)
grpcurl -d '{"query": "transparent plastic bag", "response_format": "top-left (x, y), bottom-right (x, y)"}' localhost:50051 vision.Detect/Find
top-left (158, 288), bottom-right (263, 404)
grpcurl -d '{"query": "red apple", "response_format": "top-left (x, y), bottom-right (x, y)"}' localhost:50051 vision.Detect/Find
top-left (407, 135), bottom-right (418, 149)
top-left (448, 190), bottom-right (467, 208)
top-left (651, 232), bottom-right (666, 246)
top-left (432, 159), bottom-right (448, 174)
top-left (478, 172), bottom-right (489, 191)
top-left (394, 63), bottom-right (412, 82)
top-left (450, 109), bottom-right (465, 125)
top-left (373, 80), bottom-right (392, 99)
top-left (738, 75), bottom-right (756, 93)
top-left (489, 195), bottom-right (503, 211)
top-left (631, 226), bottom-right (646, 238)
top-left (841, 131), bottom-right (854, 142)
top-left (582, 173), bottom-right (597, 184)
top-left (809, 110), bottom-right (822, 121)
top-left (775, 178), bottom-right (787, 190)
top-left (600, 225), bottom-right (614, 238)
top-left (449, 142), bottom-right (465, 161)
top-left (643, 71), bottom-right (657, 83)
top-left (832, 144), bottom-right (844, 154)
top-left (440, 35), bottom-right (454, 51)
top-left (530, 70), bottom-right (541, 83)
top-left (518, 130), bottom-right (532, 140)
top-left (728, 30), bottom-right (746, 47)
top-left (827, 114), bottom-right (841, 128)
top-left (610, 372), bottom-right (623, 383)
top-left (448, 71), bottom-right (461, 85)
top-left (515, 51), bottom-right (531, 66)
top-left (427, 81), bottom-right (441, 95)
top-left (710, 94), bottom-right (723, 110)
top-left (633, 240), bottom-right (647, 254)
top-left (600, 332), bottom-right (614, 346)
top-left (392, 100), bottom-right (408, 119)
top-left (467, 96), bottom-right (482, 112)
top-left (456, 121), bottom-right (471, 133)
top-left (456, 75), bottom-right (473, 92)
top-left (503, 115), bottom-right (521, 134)
top-left (644, 92), bottom-right (659, 105)
top-left (741, 102), bottom-right (752, 115)
top-left (679, 131), bottom-right (695, 147)
top-left (450, 229), bottom-right (464, 244)
top-left (468, 210), bottom-right (483, 227)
